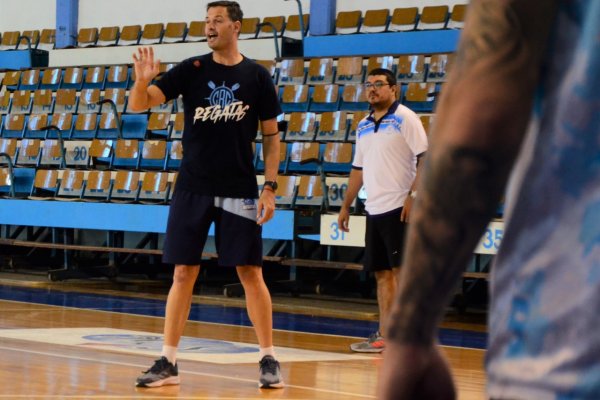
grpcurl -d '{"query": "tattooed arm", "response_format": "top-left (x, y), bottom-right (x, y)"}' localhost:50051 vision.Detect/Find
top-left (378, 1), bottom-right (558, 399)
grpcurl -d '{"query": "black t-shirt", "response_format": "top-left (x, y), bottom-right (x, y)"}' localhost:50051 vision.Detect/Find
top-left (155, 53), bottom-right (282, 198)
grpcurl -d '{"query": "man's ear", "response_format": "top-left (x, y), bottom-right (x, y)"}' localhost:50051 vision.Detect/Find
top-left (234, 20), bottom-right (241, 35)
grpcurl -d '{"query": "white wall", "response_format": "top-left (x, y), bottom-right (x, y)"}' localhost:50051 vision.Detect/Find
top-left (0, 0), bottom-right (467, 32)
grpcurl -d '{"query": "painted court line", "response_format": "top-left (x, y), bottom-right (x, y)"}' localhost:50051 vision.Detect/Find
top-left (0, 345), bottom-right (376, 399)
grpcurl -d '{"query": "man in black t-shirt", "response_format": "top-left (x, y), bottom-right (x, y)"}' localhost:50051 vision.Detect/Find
top-left (130, 1), bottom-right (283, 389)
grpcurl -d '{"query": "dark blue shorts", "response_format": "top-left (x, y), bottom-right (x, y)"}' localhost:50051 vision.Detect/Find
top-left (363, 207), bottom-right (407, 271)
top-left (162, 189), bottom-right (263, 267)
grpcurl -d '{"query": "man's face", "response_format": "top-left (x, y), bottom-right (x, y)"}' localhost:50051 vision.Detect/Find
top-left (205, 6), bottom-right (240, 50)
top-left (365, 74), bottom-right (396, 109)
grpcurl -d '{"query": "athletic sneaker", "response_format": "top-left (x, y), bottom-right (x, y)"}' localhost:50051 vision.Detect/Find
top-left (258, 355), bottom-right (284, 389)
top-left (135, 356), bottom-right (180, 388)
top-left (350, 331), bottom-right (385, 353)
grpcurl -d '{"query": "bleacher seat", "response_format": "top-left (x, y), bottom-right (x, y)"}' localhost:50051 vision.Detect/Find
top-left (255, 59), bottom-right (278, 82)
top-left (347, 110), bottom-right (369, 142)
top-left (339, 83), bottom-right (368, 111)
top-left (88, 139), bottom-right (113, 168)
top-left (139, 23), bottom-right (164, 45)
top-left (64, 140), bottom-right (93, 168)
top-left (367, 55), bottom-right (395, 74)
top-left (37, 28), bottom-right (55, 51)
top-left (39, 139), bottom-right (65, 167)
top-left (16, 138), bottom-right (41, 166)
top-left (140, 139), bottom-right (167, 170)
top-left (97, 26), bottom-right (119, 47)
top-left (24, 113), bottom-right (49, 138)
top-left (396, 55), bottom-right (426, 82)
top-left (32, 89), bottom-right (53, 114)
top-left (315, 111), bottom-right (348, 142)
top-left (323, 142), bottom-right (353, 174)
top-left (139, 171), bottom-right (170, 204)
top-left (0, 166), bottom-right (35, 198)
top-left (335, 56), bottom-right (364, 84)
top-left (105, 65), bottom-right (129, 89)
top-left (19, 30), bottom-right (40, 49)
top-left (257, 16), bottom-right (285, 38)
top-left (166, 140), bottom-right (182, 170)
top-left (278, 58), bottom-right (305, 85)
top-left (29, 169), bottom-right (59, 199)
top-left (335, 11), bottom-right (362, 35)
top-left (447, 4), bottom-right (467, 29)
top-left (284, 14), bottom-right (309, 41)
top-left (285, 112), bottom-right (316, 141)
top-left (111, 170), bottom-right (141, 203)
top-left (2, 114), bottom-right (26, 138)
top-left (163, 22), bottom-right (187, 43)
top-left (307, 57), bottom-right (334, 84)
top-left (83, 66), bottom-right (106, 89)
top-left (77, 27), bottom-right (99, 47)
top-left (417, 6), bottom-right (449, 30)
top-left (403, 82), bottom-right (437, 112)
top-left (111, 139), bottom-right (140, 169)
top-left (102, 88), bottom-right (127, 113)
top-left (10, 90), bottom-right (32, 114)
top-left (56, 169), bottom-right (84, 200)
top-left (240, 17), bottom-right (260, 39)
top-left (419, 114), bottom-right (434, 135)
top-left (310, 84), bottom-right (339, 112)
top-left (170, 112), bottom-right (184, 139)
top-left (78, 88), bottom-right (101, 113)
top-left (2, 71), bottom-right (21, 91)
top-left (147, 112), bottom-right (171, 138)
top-left (82, 170), bottom-right (112, 201)
top-left (295, 175), bottom-right (324, 209)
top-left (40, 68), bottom-right (62, 90)
top-left (272, 175), bottom-right (297, 208)
top-left (47, 112), bottom-right (74, 139)
top-left (72, 113), bottom-right (98, 139)
top-left (427, 53), bottom-right (453, 82)
top-left (0, 93), bottom-right (10, 115)
top-left (54, 89), bottom-right (78, 113)
top-left (0, 138), bottom-right (18, 163)
top-left (0, 31), bottom-right (19, 51)
top-left (61, 67), bottom-right (84, 90)
top-left (19, 69), bottom-right (40, 90)
top-left (186, 21), bottom-right (206, 42)
top-left (389, 8), bottom-right (418, 31)
top-left (359, 9), bottom-right (389, 33)
top-left (286, 141), bottom-right (320, 174)
top-left (281, 84), bottom-right (309, 112)
top-left (255, 141), bottom-right (287, 174)
top-left (118, 25), bottom-right (141, 46)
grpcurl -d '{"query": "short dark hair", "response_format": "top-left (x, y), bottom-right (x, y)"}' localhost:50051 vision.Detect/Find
top-left (206, 1), bottom-right (243, 22)
top-left (367, 68), bottom-right (397, 86)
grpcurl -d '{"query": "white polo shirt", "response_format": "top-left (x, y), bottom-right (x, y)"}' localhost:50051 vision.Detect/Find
top-left (352, 102), bottom-right (428, 215)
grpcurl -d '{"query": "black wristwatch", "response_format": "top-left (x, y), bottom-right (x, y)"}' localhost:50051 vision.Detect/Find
top-left (263, 180), bottom-right (278, 193)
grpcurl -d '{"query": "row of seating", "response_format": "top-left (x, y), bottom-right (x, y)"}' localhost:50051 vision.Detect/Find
top-left (0, 106), bottom-right (434, 141)
top-left (0, 54), bottom-right (452, 94)
top-left (0, 14), bottom-right (308, 51)
top-left (0, 4), bottom-right (466, 51)
top-left (0, 138), bottom-right (356, 175)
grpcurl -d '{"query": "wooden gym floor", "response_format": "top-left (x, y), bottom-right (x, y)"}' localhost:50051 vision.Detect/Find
top-left (0, 272), bottom-right (487, 399)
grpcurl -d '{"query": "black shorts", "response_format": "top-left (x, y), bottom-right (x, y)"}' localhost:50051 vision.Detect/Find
top-left (363, 207), bottom-right (407, 272)
top-left (162, 189), bottom-right (262, 267)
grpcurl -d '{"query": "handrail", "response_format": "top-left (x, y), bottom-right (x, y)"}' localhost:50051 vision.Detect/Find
top-left (40, 125), bottom-right (67, 168)
top-left (256, 22), bottom-right (281, 59)
top-left (284, 0), bottom-right (306, 46)
top-left (0, 153), bottom-right (16, 197)
top-left (16, 35), bottom-right (32, 51)
top-left (97, 99), bottom-right (123, 139)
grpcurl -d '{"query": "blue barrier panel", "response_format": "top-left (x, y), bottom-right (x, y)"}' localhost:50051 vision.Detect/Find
top-left (0, 199), bottom-right (294, 240)
top-left (304, 30), bottom-right (461, 57)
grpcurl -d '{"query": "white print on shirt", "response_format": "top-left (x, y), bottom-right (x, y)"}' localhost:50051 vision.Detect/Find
top-left (193, 80), bottom-right (250, 124)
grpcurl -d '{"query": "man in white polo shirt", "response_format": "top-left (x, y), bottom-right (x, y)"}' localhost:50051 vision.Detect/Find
top-left (338, 68), bottom-right (428, 352)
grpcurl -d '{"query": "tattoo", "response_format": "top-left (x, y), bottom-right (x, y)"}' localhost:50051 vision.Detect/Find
top-left (454, 0), bottom-right (524, 75)
top-left (387, 146), bottom-right (508, 344)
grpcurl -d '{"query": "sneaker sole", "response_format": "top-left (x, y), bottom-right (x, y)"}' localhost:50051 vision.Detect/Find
top-left (259, 380), bottom-right (285, 389)
top-left (349, 346), bottom-right (384, 353)
top-left (136, 376), bottom-right (181, 388)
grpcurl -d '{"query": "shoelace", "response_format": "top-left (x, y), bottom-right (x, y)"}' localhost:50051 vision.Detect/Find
top-left (144, 357), bottom-right (168, 374)
top-left (260, 357), bottom-right (278, 375)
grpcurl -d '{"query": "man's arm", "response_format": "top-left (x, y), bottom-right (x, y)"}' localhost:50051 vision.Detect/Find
top-left (256, 118), bottom-right (280, 225)
top-left (401, 152), bottom-right (425, 222)
top-left (129, 47), bottom-right (167, 111)
top-left (379, 0), bottom-right (559, 398)
top-left (338, 168), bottom-right (363, 232)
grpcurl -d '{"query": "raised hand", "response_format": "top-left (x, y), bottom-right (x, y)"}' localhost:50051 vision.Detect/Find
top-left (132, 47), bottom-right (160, 85)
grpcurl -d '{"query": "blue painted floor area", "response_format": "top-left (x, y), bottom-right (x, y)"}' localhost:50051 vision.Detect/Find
top-left (0, 285), bottom-right (487, 349)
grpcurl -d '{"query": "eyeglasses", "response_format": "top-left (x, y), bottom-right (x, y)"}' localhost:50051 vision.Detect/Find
top-left (364, 81), bottom-right (391, 90)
